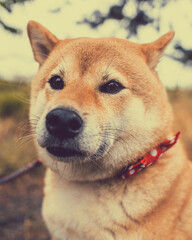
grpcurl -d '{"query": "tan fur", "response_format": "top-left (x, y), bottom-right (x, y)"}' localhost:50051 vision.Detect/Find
top-left (28, 21), bottom-right (192, 240)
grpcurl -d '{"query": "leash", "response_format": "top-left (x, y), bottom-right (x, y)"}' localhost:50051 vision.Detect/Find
top-left (0, 159), bottom-right (42, 185)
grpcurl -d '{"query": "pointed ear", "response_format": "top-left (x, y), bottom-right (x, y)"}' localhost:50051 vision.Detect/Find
top-left (27, 21), bottom-right (59, 65)
top-left (141, 31), bottom-right (175, 69)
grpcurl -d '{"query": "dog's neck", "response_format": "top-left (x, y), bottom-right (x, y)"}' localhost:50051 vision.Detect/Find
top-left (119, 132), bottom-right (180, 180)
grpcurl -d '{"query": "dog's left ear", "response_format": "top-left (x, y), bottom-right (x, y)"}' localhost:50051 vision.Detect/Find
top-left (27, 21), bottom-right (59, 65)
top-left (141, 30), bottom-right (175, 70)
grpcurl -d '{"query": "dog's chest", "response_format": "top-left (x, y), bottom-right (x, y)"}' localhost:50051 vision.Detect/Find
top-left (42, 170), bottom-right (142, 240)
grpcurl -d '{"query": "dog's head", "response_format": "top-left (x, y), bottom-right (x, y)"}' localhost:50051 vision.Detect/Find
top-left (28, 21), bottom-right (174, 181)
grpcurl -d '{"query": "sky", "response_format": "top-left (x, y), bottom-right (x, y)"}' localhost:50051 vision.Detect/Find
top-left (0, 0), bottom-right (192, 89)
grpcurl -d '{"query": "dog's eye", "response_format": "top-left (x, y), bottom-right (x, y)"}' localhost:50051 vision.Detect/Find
top-left (49, 75), bottom-right (64, 90)
top-left (99, 80), bottom-right (125, 94)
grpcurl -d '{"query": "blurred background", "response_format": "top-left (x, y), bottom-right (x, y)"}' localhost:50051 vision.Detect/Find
top-left (0, 0), bottom-right (192, 239)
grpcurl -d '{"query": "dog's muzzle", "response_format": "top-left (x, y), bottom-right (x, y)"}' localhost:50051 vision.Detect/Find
top-left (46, 108), bottom-right (83, 139)
top-left (45, 108), bottom-right (84, 159)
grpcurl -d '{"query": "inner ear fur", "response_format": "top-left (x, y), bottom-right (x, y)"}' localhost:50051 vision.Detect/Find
top-left (27, 21), bottom-right (59, 65)
top-left (141, 30), bottom-right (175, 70)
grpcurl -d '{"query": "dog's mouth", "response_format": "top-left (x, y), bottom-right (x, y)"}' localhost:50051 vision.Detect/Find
top-left (46, 147), bottom-right (84, 158)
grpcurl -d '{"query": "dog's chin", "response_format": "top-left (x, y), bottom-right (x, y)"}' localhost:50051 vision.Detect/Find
top-left (46, 146), bottom-right (86, 162)
top-left (36, 137), bottom-right (115, 181)
top-left (37, 144), bottom-right (118, 182)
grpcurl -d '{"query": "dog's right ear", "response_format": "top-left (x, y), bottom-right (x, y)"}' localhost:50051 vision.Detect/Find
top-left (27, 21), bottom-right (59, 65)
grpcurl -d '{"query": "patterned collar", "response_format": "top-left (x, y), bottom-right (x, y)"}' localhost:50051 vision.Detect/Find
top-left (120, 132), bottom-right (180, 179)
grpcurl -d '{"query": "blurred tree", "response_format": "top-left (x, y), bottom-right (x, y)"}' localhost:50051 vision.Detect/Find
top-left (78, 0), bottom-right (192, 64)
top-left (78, 0), bottom-right (168, 37)
top-left (172, 44), bottom-right (192, 64)
top-left (0, 0), bottom-right (32, 34)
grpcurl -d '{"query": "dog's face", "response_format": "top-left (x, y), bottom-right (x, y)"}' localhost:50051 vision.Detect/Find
top-left (28, 21), bottom-right (174, 181)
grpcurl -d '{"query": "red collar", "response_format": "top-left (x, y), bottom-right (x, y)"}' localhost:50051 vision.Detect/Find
top-left (120, 132), bottom-right (180, 179)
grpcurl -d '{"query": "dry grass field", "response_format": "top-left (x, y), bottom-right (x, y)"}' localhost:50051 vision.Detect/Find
top-left (0, 79), bottom-right (192, 240)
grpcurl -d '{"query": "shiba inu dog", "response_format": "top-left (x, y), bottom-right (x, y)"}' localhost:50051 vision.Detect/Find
top-left (28, 21), bottom-right (192, 240)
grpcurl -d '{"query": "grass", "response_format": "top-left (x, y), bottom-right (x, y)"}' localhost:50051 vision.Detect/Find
top-left (168, 89), bottom-right (192, 159)
top-left (0, 79), bottom-right (29, 119)
top-left (0, 79), bottom-right (36, 176)
top-left (0, 79), bottom-right (192, 240)
top-left (0, 79), bottom-right (50, 240)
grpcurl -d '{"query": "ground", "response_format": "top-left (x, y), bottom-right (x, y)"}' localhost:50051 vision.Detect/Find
top-left (0, 168), bottom-right (50, 240)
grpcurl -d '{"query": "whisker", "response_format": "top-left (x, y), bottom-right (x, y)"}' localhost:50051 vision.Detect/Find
top-left (17, 132), bottom-right (35, 141)
top-left (56, 161), bottom-right (64, 184)
top-left (91, 133), bottom-right (125, 145)
top-left (15, 94), bottom-right (31, 105)
top-left (102, 127), bottom-right (129, 133)
top-left (102, 127), bottom-right (137, 140)
top-left (90, 157), bottom-right (104, 170)
top-left (15, 136), bottom-right (35, 152)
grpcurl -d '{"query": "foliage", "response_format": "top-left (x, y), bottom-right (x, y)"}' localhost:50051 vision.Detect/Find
top-left (0, 79), bottom-right (34, 175)
top-left (78, 0), bottom-right (168, 35)
top-left (78, 0), bottom-right (192, 65)
top-left (1, 0), bottom-right (192, 64)
top-left (0, 79), bottom-right (29, 119)
top-left (0, 0), bottom-right (33, 34)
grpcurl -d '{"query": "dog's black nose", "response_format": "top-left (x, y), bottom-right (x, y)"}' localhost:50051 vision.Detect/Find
top-left (46, 108), bottom-right (83, 139)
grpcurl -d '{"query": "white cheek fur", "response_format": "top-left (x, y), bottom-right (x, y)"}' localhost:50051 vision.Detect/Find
top-left (99, 96), bottom-right (163, 172)
top-left (30, 90), bottom-right (47, 119)
top-left (122, 97), bottom-right (160, 133)
top-left (30, 90), bottom-right (48, 146)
